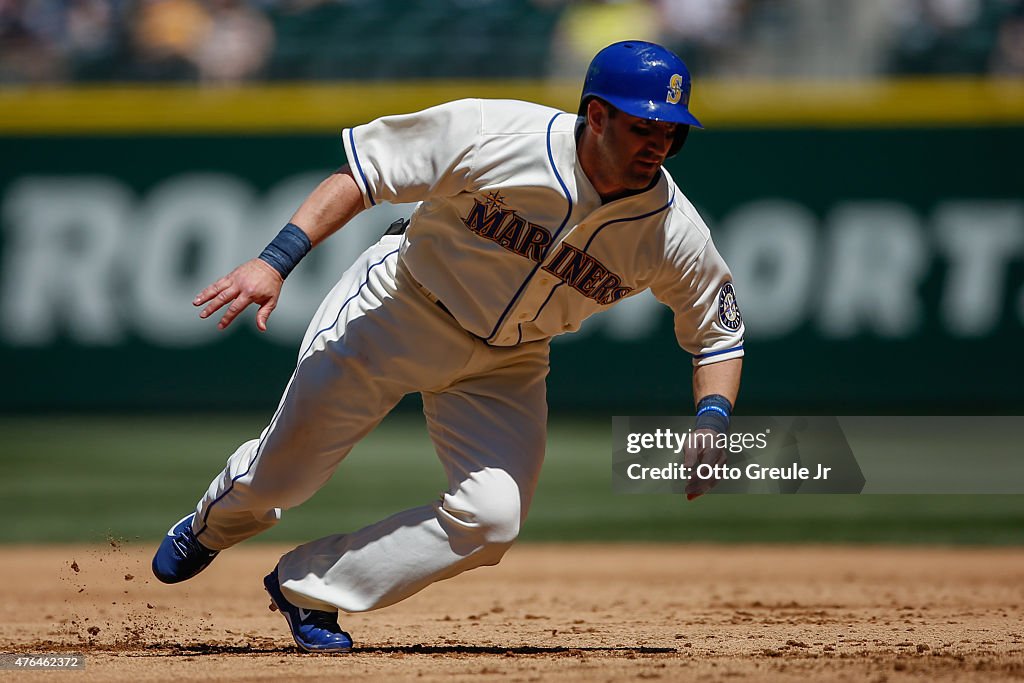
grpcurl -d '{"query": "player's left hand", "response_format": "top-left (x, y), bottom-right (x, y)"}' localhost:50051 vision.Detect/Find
top-left (683, 427), bottom-right (726, 501)
top-left (193, 258), bottom-right (284, 331)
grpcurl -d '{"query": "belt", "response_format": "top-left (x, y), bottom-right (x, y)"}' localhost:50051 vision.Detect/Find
top-left (425, 289), bottom-right (454, 317)
top-left (387, 219), bottom-right (454, 317)
top-left (391, 223), bottom-right (500, 343)
top-left (402, 262), bottom-right (501, 345)
top-left (404, 262), bottom-right (454, 317)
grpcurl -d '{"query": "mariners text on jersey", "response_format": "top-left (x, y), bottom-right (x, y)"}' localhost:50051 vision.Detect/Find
top-left (461, 194), bottom-right (633, 306)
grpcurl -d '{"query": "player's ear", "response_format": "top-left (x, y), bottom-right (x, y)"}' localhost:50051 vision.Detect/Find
top-left (586, 99), bottom-right (609, 135)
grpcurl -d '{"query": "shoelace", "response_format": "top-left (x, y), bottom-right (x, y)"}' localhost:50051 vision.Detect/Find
top-left (173, 528), bottom-right (216, 560)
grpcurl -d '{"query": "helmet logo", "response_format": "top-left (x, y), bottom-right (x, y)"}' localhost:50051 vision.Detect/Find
top-left (666, 74), bottom-right (684, 105)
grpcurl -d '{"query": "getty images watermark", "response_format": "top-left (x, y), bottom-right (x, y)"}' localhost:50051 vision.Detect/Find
top-left (612, 416), bottom-right (1024, 494)
top-left (624, 428), bottom-right (832, 483)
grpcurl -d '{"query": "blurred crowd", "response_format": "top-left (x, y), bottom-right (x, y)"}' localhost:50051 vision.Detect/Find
top-left (1, 0), bottom-right (1022, 84)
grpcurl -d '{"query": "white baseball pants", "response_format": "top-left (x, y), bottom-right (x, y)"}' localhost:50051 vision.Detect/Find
top-left (190, 235), bottom-right (550, 612)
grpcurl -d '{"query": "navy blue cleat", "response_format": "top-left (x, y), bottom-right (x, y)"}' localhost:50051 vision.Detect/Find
top-left (152, 513), bottom-right (219, 584)
top-left (263, 567), bottom-right (353, 652)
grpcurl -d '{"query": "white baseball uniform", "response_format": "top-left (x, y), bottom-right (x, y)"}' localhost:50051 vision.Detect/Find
top-left (191, 98), bottom-right (744, 613)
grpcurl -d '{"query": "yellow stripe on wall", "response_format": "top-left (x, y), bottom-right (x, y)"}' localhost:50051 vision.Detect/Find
top-left (699, 79), bottom-right (1024, 127)
top-left (1, 79), bottom-right (1022, 134)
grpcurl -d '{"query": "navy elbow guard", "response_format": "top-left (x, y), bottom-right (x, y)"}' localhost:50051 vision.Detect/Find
top-left (259, 223), bottom-right (312, 279)
top-left (695, 394), bottom-right (732, 434)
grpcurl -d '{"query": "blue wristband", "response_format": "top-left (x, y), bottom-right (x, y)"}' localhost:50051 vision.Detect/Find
top-left (258, 223), bottom-right (312, 279)
top-left (695, 394), bottom-right (732, 434)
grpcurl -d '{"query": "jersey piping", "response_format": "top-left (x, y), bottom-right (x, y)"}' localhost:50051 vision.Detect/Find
top-left (483, 112), bottom-right (574, 343)
top-left (694, 344), bottom-right (745, 360)
top-left (348, 127), bottom-right (376, 207)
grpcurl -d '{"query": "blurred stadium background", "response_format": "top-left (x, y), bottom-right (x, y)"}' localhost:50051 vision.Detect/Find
top-left (1, 0), bottom-right (1022, 545)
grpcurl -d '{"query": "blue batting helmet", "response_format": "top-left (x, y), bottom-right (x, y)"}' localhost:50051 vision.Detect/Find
top-left (579, 41), bottom-right (702, 155)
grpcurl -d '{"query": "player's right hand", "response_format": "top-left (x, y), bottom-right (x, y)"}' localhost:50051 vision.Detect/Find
top-left (193, 258), bottom-right (284, 331)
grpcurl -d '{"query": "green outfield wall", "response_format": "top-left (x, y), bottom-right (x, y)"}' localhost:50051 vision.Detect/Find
top-left (1, 81), bottom-right (1022, 412)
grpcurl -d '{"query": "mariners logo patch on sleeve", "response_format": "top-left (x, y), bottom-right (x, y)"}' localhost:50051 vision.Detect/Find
top-left (717, 282), bottom-right (742, 331)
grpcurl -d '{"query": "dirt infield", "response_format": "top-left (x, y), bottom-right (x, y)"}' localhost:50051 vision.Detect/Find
top-left (1, 544), bottom-right (1022, 682)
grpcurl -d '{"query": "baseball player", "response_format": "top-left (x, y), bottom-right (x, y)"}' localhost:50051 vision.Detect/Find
top-left (152, 41), bottom-right (744, 652)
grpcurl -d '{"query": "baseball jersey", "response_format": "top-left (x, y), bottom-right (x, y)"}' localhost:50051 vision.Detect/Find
top-left (342, 98), bottom-right (744, 366)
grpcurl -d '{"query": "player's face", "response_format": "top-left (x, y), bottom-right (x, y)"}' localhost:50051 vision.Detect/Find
top-left (599, 109), bottom-right (677, 190)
